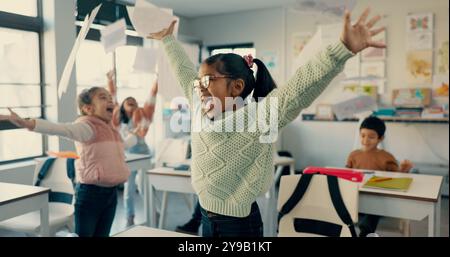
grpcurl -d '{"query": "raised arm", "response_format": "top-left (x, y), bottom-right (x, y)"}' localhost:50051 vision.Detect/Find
top-left (0, 108), bottom-right (94, 142)
top-left (130, 79), bottom-right (158, 138)
top-left (142, 79), bottom-right (158, 122)
top-left (106, 69), bottom-right (118, 105)
top-left (147, 21), bottom-right (197, 103)
top-left (261, 7), bottom-right (385, 129)
top-left (106, 69), bottom-right (121, 128)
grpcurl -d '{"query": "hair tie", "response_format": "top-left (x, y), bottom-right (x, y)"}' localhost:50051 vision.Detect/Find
top-left (243, 54), bottom-right (254, 68)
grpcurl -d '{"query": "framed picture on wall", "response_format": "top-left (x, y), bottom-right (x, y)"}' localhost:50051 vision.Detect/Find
top-left (315, 104), bottom-right (335, 120)
top-left (407, 13), bottom-right (434, 33)
top-left (392, 88), bottom-right (432, 107)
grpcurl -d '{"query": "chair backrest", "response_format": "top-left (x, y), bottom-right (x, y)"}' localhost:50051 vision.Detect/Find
top-left (277, 174), bottom-right (359, 237)
top-left (33, 157), bottom-right (76, 205)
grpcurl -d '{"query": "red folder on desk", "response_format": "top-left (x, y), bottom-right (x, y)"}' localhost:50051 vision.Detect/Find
top-left (303, 167), bottom-right (364, 182)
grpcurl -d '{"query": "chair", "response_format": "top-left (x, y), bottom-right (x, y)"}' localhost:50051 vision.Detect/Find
top-left (0, 157), bottom-right (75, 236)
top-left (277, 174), bottom-right (359, 237)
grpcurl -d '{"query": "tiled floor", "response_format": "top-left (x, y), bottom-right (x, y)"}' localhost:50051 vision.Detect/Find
top-left (1, 189), bottom-right (448, 237)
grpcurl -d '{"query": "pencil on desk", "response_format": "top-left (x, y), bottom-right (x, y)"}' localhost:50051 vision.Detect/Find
top-left (372, 177), bottom-right (392, 182)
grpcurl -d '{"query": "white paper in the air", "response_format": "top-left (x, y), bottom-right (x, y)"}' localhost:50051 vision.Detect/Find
top-left (100, 18), bottom-right (127, 53)
top-left (58, 4), bottom-right (102, 99)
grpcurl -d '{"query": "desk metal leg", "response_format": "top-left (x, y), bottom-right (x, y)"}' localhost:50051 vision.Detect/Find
top-left (274, 165), bottom-right (284, 183)
top-left (266, 183), bottom-right (277, 237)
top-left (433, 196), bottom-right (441, 237)
top-left (158, 191), bottom-right (168, 229)
top-left (265, 165), bottom-right (283, 237)
top-left (428, 205), bottom-right (434, 237)
top-left (40, 203), bottom-right (49, 237)
top-left (289, 163), bottom-right (295, 175)
top-left (149, 185), bottom-right (157, 228)
top-left (138, 169), bottom-right (144, 196)
top-left (144, 174), bottom-right (149, 226)
top-left (427, 198), bottom-right (441, 237)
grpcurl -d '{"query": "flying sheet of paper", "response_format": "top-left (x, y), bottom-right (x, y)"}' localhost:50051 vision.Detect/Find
top-left (133, 47), bottom-right (159, 73)
top-left (291, 22), bottom-right (345, 77)
top-left (157, 49), bottom-right (184, 101)
top-left (297, 0), bottom-right (356, 15)
top-left (291, 29), bottom-right (322, 76)
top-left (100, 18), bottom-right (126, 53)
top-left (58, 4), bottom-right (101, 99)
top-left (332, 95), bottom-right (377, 120)
top-left (127, 0), bottom-right (179, 38)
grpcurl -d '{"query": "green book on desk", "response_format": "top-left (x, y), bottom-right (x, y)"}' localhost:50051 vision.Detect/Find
top-left (363, 176), bottom-right (413, 192)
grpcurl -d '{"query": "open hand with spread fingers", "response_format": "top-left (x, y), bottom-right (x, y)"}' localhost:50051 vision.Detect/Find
top-left (341, 7), bottom-right (386, 54)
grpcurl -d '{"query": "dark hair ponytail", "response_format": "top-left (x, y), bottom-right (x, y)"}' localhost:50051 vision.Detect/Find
top-left (204, 54), bottom-right (277, 102)
top-left (252, 59), bottom-right (277, 102)
top-left (119, 97), bottom-right (136, 124)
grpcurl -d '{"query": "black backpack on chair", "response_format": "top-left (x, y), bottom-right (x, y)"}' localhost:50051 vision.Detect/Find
top-left (277, 173), bottom-right (358, 237)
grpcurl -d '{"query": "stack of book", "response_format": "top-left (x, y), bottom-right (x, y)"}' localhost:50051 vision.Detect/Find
top-left (395, 107), bottom-right (423, 118)
top-left (373, 107), bottom-right (396, 117)
top-left (422, 106), bottom-right (446, 119)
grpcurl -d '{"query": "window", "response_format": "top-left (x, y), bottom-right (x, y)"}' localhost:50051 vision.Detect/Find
top-left (75, 39), bottom-right (156, 108)
top-left (208, 43), bottom-right (256, 58)
top-left (76, 40), bottom-right (114, 89)
top-left (75, 33), bottom-right (159, 150)
top-left (0, 1), bottom-right (45, 164)
top-left (0, 0), bottom-right (37, 17)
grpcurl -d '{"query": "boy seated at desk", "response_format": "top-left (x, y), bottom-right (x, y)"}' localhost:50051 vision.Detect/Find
top-left (346, 116), bottom-right (413, 237)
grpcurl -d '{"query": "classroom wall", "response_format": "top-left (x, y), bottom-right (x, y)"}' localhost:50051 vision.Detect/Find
top-left (1, 1), bottom-right (447, 185)
top-left (283, 0), bottom-right (449, 170)
top-left (188, 7), bottom-right (286, 84)
top-left (43, 0), bottom-right (78, 152)
top-left (186, 0), bottom-right (449, 174)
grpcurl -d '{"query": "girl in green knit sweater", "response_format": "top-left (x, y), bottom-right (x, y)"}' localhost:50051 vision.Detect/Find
top-left (148, 8), bottom-right (386, 237)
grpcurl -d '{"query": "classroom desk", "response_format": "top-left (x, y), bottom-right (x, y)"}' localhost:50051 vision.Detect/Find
top-left (145, 156), bottom-right (295, 236)
top-left (145, 168), bottom-right (193, 229)
top-left (113, 225), bottom-right (197, 237)
top-left (0, 182), bottom-right (50, 236)
top-left (125, 153), bottom-right (153, 196)
top-left (359, 171), bottom-right (443, 237)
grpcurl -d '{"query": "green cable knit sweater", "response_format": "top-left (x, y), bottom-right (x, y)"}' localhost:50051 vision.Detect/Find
top-left (162, 35), bottom-right (354, 217)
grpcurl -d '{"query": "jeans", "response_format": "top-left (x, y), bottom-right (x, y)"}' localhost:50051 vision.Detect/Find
top-left (192, 201), bottom-right (202, 222)
top-left (200, 202), bottom-right (263, 237)
top-left (358, 214), bottom-right (381, 237)
top-left (124, 170), bottom-right (138, 218)
top-left (125, 142), bottom-right (150, 218)
top-left (74, 183), bottom-right (117, 237)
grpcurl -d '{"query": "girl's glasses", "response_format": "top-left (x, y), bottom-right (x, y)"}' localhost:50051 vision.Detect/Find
top-left (193, 75), bottom-right (234, 89)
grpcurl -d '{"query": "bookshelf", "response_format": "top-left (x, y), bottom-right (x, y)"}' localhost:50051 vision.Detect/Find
top-left (301, 114), bottom-right (449, 124)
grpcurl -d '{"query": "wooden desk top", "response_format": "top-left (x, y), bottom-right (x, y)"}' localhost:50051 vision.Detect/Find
top-left (146, 167), bottom-right (191, 177)
top-left (274, 156), bottom-right (295, 165)
top-left (0, 182), bottom-right (50, 206)
top-left (125, 153), bottom-right (153, 162)
top-left (359, 171), bottom-right (443, 202)
top-left (324, 167), bottom-right (444, 202)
